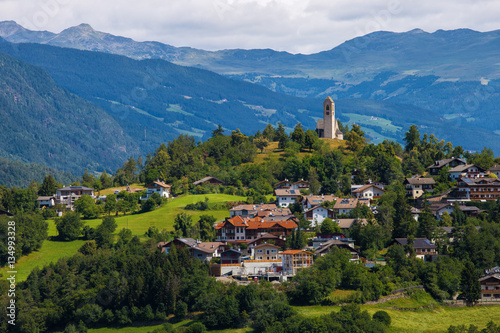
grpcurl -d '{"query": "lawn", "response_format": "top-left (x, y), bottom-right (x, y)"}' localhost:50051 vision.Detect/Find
top-left (1, 194), bottom-right (247, 283)
top-left (293, 301), bottom-right (500, 332)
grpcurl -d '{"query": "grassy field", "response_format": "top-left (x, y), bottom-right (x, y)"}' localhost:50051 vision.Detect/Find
top-left (293, 297), bottom-right (500, 333)
top-left (1, 194), bottom-right (246, 282)
top-left (99, 183), bottom-right (146, 196)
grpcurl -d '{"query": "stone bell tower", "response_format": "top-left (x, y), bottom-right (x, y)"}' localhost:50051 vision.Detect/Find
top-left (316, 96), bottom-right (343, 140)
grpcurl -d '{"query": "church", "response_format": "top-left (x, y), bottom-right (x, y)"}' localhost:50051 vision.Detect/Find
top-left (315, 96), bottom-right (343, 140)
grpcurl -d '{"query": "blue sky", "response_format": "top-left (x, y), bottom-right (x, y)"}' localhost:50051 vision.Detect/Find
top-left (0, 0), bottom-right (499, 54)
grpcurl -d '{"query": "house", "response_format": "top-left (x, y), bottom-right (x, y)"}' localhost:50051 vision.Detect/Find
top-left (337, 218), bottom-right (368, 232)
top-left (229, 203), bottom-right (290, 218)
top-left (157, 238), bottom-right (228, 261)
top-left (334, 198), bottom-right (369, 216)
top-left (351, 184), bottom-right (385, 200)
top-left (404, 176), bottom-right (436, 199)
top-left (393, 238), bottom-right (437, 262)
top-left (274, 189), bottom-right (302, 207)
top-left (251, 243), bottom-right (281, 260)
top-left (479, 267), bottom-right (500, 300)
top-left (143, 181), bottom-right (171, 199)
top-left (448, 164), bottom-right (485, 180)
top-left (315, 96), bottom-right (343, 140)
top-left (431, 202), bottom-right (481, 219)
top-left (193, 176), bottom-right (225, 186)
top-left (314, 239), bottom-right (360, 260)
top-left (274, 179), bottom-right (310, 191)
top-left (312, 233), bottom-right (354, 248)
top-left (220, 249), bottom-right (242, 265)
top-left (281, 250), bottom-right (314, 275)
top-left (303, 205), bottom-right (335, 227)
top-left (456, 177), bottom-right (500, 201)
top-left (488, 165), bottom-right (500, 178)
top-left (427, 157), bottom-right (467, 175)
top-left (302, 195), bottom-right (338, 210)
top-left (215, 216), bottom-right (298, 241)
top-left (56, 186), bottom-right (95, 209)
top-left (37, 196), bottom-right (56, 208)
top-left (247, 234), bottom-right (287, 249)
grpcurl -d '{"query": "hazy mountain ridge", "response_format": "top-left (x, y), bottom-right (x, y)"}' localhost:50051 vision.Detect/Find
top-left (0, 50), bottom-right (140, 179)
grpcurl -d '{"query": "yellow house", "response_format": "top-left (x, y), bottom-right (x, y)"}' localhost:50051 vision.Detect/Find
top-left (281, 250), bottom-right (314, 275)
top-left (251, 243), bottom-right (281, 260)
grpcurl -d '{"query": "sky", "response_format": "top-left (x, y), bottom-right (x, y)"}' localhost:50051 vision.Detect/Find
top-left (0, 0), bottom-right (499, 54)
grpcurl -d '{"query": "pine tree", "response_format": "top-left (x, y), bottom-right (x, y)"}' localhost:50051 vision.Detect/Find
top-left (461, 261), bottom-right (481, 307)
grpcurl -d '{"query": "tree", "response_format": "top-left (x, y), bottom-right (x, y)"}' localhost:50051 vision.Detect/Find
top-left (253, 137), bottom-right (269, 153)
top-left (451, 202), bottom-right (467, 226)
top-left (344, 125), bottom-right (366, 152)
top-left (320, 218), bottom-right (341, 234)
top-left (304, 129), bottom-right (318, 151)
top-left (196, 215), bottom-right (216, 241)
top-left (212, 124), bottom-right (224, 137)
top-left (290, 123), bottom-right (305, 148)
top-left (308, 168), bottom-right (321, 195)
top-left (392, 187), bottom-right (417, 238)
top-left (460, 261), bottom-right (481, 307)
top-left (276, 123), bottom-right (289, 150)
top-left (262, 124), bottom-right (275, 141)
top-left (174, 212), bottom-right (192, 237)
top-left (416, 202), bottom-right (436, 240)
top-left (104, 194), bottom-right (117, 215)
top-left (38, 175), bottom-right (61, 196)
top-left (230, 129), bottom-right (247, 146)
top-left (73, 195), bottom-right (98, 219)
top-left (404, 125), bottom-right (421, 152)
top-left (55, 211), bottom-right (85, 241)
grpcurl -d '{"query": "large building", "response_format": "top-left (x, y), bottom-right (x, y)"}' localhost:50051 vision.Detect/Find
top-left (215, 216), bottom-right (298, 241)
top-left (315, 97), bottom-right (343, 140)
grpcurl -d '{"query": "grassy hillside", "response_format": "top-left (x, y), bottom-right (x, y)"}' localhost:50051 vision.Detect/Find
top-left (1, 194), bottom-right (246, 282)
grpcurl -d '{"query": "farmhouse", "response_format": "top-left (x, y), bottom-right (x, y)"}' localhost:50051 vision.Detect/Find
top-left (404, 176), bottom-right (436, 199)
top-left (351, 183), bottom-right (385, 200)
top-left (143, 181), bottom-right (171, 199)
top-left (274, 189), bottom-right (302, 208)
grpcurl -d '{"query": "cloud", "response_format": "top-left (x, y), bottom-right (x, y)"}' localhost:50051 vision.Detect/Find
top-left (0, 0), bottom-right (499, 53)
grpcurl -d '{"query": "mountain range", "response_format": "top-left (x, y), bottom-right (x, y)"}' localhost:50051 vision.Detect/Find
top-left (1, 21), bottom-right (500, 186)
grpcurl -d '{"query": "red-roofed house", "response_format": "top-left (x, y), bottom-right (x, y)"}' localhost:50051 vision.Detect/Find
top-left (144, 181), bottom-right (171, 199)
top-left (215, 216), bottom-right (298, 241)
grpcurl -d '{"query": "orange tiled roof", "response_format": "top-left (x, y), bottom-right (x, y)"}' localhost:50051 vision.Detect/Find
top-left (281, 249), bottom-right (313, 255)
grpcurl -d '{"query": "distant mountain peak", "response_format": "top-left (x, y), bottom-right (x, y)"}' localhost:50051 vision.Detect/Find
top-left (408, 28), bottom-right (426, 34)
top-left (61, 23), bottom-right (96, 34)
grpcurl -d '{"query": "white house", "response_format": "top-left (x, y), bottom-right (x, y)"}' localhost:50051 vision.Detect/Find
top-left (351, 184), bottom-right (385, 200)
top-left (448, 164), bottom-right (485, 180)
top-left (303, 205), bottom-right (335, 227)
top-left (56, 186), bottom-right (95, 209)
top-left (302, 195), bottom-right (337, 211)
top-left (251, 243), bottom-right (281, 260)
top-left (143, 181), bottom-right (171, 199)
top-left (37, 196), bottom-right (56, 208)
top-left (274, 189), bottom-right (302, 208)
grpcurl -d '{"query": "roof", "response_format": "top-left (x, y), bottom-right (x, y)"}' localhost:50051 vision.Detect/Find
top-left (394, 238), bottom-right (437, 249)
top-left (352, 184), bottom-right (386, 193)
top-left (281, 249), bottom-right (313, 255)
top-left (488, 165), bottom-right (500, 172)
top-left (194, 242), bottom-right (226, 254)
top-left (448, 164), bottom-right (485, 173)
top-left (427, 158), bottom-right (467, 169)
top-left (303, 195), bottom-right (338, 206)
top-left (303, 205), bottom-right (335, 214)
top-left (37, 196), bottom-right (55, 201)
top-left (404, 177), bottom-right (436, 185)
top-left (459, 177), bottom-right (500, 186)
top-left (334, 198), bottom-right (368, 210)
top-left (337, 218), bottom-right (368, 229)
top-left (147, 181), bottom-right (171, 188)
top-left (252, 243), bottom-right (281, 249)
top-left (274, 179), bottom-right (293, 186)
top-left (230, 203), bottom-right (279, 212)
top-left (215, 216), bottom-right (298, 230)
top-left (315, 239), bottom-right (359, 254)
top-left (193, 176), bottom-right (224, 186)
top-left (57, 186), bottom-right (94, 191)
top-left (274, 189), bottom-right (302, 197)
top-left (0, 209), bottom-right (14, 216)
top-left (479, 274), bottom-right (500, 283)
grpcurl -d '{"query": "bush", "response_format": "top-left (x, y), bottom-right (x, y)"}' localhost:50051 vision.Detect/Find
top-left (373, 310), bottom-right (391, 326)
top-left (174, 300), bottom-right (188, 321)
top-left (185, 322), bottom-right (207, 333)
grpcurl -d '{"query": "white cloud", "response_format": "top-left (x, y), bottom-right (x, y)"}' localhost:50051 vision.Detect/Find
top-left (0, 0), bottom-right (499, 53)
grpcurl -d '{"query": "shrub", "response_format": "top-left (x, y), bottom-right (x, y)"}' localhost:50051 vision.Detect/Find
top-left (373, 310), bottom-right (391, 326)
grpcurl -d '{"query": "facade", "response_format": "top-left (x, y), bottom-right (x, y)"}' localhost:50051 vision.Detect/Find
top-left (37, 196), bottom-right (56, 208)
top-left (157, 238), bottom-right (228, 261)
top-left (427, 157), bottom-right (466, 175)
top-left (281, 250), bottom-right (314, 275)
top-left (352, 184), bottom-right (385, 200)
top-left (274, 189), bottom-right (302, 207)
top-left (143, 181), bottom-right (171, 199)
top-left (404, 176), bottom-right (436, 199)
top-left (457, 177), bottom-right (500, 201)
top-left (315, 97), bottom-right (343, 140)
top-left (56, 186), bottom-right (95, 209)
top-left (393, 238), bottom-right (437, 262)
top-left (215, 216), bottom-right (298, 241)
top-left (303, 205), bottom-right (335, 226)
top-left (448, 164), bottom-right (485, 181)
top-left (251, 243), bottom-right (281, 260)
top-left (314, 239), bottom-right (359, 260)
top-left (488, 165), bottom-right (500, 178)
top-left (479, 267), bottom-right (500, 300)
top-left (220, 249), bottom-right (242, 265)
top-left (337, 218), bottom-right (368, 232)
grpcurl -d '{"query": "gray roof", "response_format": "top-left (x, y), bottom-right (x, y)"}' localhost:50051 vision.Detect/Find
top-left (448, 164), bottom-right (485, 173)
top-left (394, 238), bottom-right (437, 249)
top-left (427, 158), bottom-right (466, 169)
top-left (405, 177), bottom-right (436, 185)
top-left (57, 186), bottom-right (94, 191)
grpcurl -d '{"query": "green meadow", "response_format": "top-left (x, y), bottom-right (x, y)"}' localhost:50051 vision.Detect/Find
top-left (1, 194), bottom-right (246, 282)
